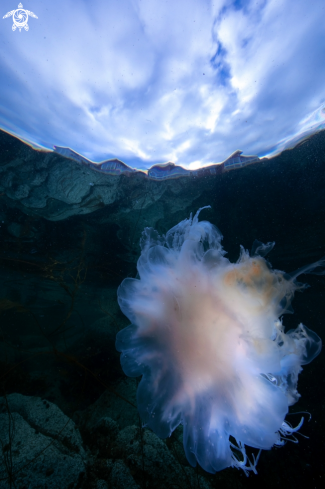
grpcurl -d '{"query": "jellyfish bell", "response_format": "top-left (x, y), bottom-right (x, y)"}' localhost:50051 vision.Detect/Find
top-left (116, 206), bottom-right (323, 474)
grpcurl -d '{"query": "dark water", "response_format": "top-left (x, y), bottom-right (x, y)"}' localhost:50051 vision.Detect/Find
top-left (0, 129), bottom-right (324, 488)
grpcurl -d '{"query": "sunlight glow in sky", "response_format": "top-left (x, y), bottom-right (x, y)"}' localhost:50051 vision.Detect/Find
top-left (0, 0), bottom-right (325, 169)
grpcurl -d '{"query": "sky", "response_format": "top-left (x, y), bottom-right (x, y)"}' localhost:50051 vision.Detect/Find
top-left (0, 0), bottom-right (325, 170)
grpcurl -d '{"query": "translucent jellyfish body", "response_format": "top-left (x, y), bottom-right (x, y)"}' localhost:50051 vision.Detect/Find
top-left (116, 207), bottom-right (322, 473)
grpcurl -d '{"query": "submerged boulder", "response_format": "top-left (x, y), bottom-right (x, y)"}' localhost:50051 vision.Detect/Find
top-left (0, 393), bottom-right (86, 489)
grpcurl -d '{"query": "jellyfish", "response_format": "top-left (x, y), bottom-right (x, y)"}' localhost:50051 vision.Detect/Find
top-left (116, 206), bottom-right (323, 474)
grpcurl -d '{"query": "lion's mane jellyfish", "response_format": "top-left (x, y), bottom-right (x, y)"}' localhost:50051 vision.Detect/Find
top-left (116, 206), bottom-right (323, 474)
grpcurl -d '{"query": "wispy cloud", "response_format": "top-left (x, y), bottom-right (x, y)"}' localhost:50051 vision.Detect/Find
top-left (0, 0), bottom-right (324, 168)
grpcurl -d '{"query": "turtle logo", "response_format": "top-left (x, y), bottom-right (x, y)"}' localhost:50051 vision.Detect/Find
top-left (3, 3), bottom-right (38, 32)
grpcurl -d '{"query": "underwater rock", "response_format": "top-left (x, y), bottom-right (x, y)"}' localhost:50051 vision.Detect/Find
top-left (113, 425), bottom-right (212, 489)
top-left (73, 385), bottom-right (215, 488)
top-left (0, 129), bottom-right (258, 225)
top-left (109, 459), bottom-right (140, 489)
top-left (0, 393), bottom-right (86, 488)
top-left (74, 378), bottom-right (138, 431)
top-left (1, 128), bottom-right (325, 264)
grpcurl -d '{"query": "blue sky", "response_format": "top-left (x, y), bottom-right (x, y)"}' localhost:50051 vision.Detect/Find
top-left (0, 0), bottom-right (325, 169)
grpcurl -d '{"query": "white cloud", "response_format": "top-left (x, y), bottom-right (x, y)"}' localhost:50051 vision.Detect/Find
top-left (0, 0), bottom-right (324, 168)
